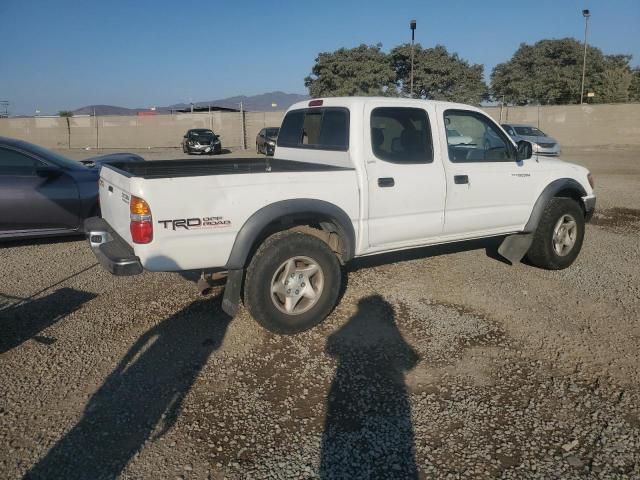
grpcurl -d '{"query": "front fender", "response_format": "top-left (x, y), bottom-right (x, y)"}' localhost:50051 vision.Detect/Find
top-left (524, 178), bottom-right (587, 233)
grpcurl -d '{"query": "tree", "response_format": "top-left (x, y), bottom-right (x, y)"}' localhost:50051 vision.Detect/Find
top-left (490, 38), bottom-right (633, 104)
top-left (58, 110), bottom-right (74, 149)
top-left (629, 68), bottom-right (640, 102)
top-left (304, 44), bottom-right (396, 97)
top-left (390, 44), bottom-right (487, 104)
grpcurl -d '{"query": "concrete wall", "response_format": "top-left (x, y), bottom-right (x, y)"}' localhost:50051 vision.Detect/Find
top-left (481, 103), bottom-right (640, 147)
top-left (0, 104), bottom-right (637, 149)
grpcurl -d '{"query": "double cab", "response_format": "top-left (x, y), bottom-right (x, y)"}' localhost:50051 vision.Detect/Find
top-left (86, 97), bottom-right (596, 333)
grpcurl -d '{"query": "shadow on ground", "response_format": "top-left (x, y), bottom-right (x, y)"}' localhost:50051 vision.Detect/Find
top-left (320, 295), bottom-right (420, 479)
top-left (24, 296), bottom-right (231, 480)
top-left (0, 287), bottom-right (97, 354)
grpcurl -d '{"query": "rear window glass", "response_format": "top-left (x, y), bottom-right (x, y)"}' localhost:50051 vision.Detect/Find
top-left (277, 107), bottom-right (349, 151)
top-left (371, 107), bottom-right (433, 163)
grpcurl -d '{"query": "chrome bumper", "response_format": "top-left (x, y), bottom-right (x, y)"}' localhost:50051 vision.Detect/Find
top-left (84, 217), bottom-right (143, 276)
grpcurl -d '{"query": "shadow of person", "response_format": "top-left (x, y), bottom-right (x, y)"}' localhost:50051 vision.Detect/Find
top-left (1, 288), bottom-right (97, 354)
top-left (24, 296), bottom-right (231, 480)
top-left (320, 295), bottom-right (420, 479)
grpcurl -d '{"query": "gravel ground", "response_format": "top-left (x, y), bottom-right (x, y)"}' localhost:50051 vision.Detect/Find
top-left (1, 147), bottom-right (639, 479)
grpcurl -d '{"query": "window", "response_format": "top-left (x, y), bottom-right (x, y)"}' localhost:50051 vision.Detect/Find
top-left (0, 148), bottom-right (43, 176)
top-left (277, 108), bottom-right (349, 151)
top-left (502, 125), bottom-right (515, 136)
top-left (514, 126), bottom-right (546, 137)
top-left (444, 110), bottom-right (514, 163)
top-left (370, 107), bottom-right (433, 163)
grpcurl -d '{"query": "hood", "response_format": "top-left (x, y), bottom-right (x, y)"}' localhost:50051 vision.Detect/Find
top-left (80, 152), bottom-right (145, 168)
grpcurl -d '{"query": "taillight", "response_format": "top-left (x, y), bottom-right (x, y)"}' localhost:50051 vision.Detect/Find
top-left (130, 195), bottom-right (153, 244)
top-left (308, 99), bottom-right (323, 107)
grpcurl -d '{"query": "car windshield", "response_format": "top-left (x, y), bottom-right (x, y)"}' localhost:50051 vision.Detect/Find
top-left (190, 130), bottom-right (214, 139)
top-left (265, 128), bottom-right (279, 137)
top-left (514, 126), bottom-right (546, 137)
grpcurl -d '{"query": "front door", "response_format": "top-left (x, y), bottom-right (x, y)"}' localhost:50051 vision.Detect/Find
top-left (365, 102), bottom-right (446, 247)
top-left (0, 147), bottom-right (80, 234)
top-left (438, 107), bottom-right (537, 237)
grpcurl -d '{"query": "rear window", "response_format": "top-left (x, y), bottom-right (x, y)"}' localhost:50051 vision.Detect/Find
top-left (277, 107), bottom-right (349, 151)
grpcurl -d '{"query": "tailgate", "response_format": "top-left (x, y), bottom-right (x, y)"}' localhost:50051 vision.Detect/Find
top-left (99, 166), bottom-right (134, 245)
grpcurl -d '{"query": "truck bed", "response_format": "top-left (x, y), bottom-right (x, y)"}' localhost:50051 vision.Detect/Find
top-left (106, 158), bottom-right (352, 179)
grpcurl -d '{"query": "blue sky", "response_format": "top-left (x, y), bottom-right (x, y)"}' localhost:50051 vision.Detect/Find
top-left (1, 0), bottom-right (639, 114)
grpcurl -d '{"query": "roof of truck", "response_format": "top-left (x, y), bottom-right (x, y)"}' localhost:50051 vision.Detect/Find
top-left (287, 96), bottom-right (482, 113)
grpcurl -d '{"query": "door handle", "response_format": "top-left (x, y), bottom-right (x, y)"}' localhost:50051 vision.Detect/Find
top-left (454, 175), bottom-right (469, 185)
top-left (378, 177), bottom-right (395, 188)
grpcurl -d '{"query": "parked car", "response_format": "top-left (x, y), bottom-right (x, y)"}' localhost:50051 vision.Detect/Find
top-left (256, 127), bottom-right (279, 155)
top-left (86, 97), bottom-right (595, 335)
top-left (0, 136), bottom-right (143, 241)
top-left (501, 124), bottom-right (561, 156)
top-left (182, 129), bottom-right (222, 155)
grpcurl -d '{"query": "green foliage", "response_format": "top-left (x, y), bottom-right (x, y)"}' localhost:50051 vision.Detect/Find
top-left (58, 111), bottom-right (74, 117)
top-left (490, 38), bottom-right (633, 104)
top-left (390, 44), bottom-right (488, 104)
top-left (629, 68), bottom-right (640, 102)
top-left (304, 44), bottom-right (396, 97)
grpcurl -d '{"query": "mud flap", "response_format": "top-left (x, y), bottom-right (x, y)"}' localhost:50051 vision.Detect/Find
top-left (498, 233), bottom-right (534, 265)
top-left (221, 269), bottom-right (244, 317)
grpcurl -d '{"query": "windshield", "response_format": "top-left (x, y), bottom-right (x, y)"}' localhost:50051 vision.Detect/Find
top-left (265, 128), bottom-right (279, 137)
top-left (189, 130), bottom-right (214, 139)
top-left (514, 126), bottom-right (546, 137)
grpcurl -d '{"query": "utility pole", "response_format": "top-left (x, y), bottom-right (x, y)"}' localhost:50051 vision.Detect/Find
top-left (410, 19), bottom-right (417, 98)
top-left (580, 9), bottom-right (591, 104)
top-left (239, 101), bottom-right (246, 150)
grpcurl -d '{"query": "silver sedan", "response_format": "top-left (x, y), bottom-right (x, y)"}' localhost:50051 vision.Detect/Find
top-left (502, 124), bottom-right (561, 156)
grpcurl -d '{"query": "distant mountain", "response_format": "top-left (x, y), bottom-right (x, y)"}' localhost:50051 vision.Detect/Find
top-left (72, 104), bottom-right (139, 116)
top-left (73, 91), bottom-right (309, 116)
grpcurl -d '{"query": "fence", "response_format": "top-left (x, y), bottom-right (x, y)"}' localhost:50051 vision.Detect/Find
top-left (0, 111), bottom-right (286, 150)
top-left (1, 103), bottom-right (638, 149)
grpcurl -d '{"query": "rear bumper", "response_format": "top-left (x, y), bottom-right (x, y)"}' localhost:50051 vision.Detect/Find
top-left (582, 194), bottom-right (596, 222)
top-left (84, 217), bottom-right (143, 276)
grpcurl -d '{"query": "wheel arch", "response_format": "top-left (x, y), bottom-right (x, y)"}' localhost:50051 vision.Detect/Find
top-left (225, 199), bottom-right (356, 270)
top-left (524, 178), bottom-right (587, 233)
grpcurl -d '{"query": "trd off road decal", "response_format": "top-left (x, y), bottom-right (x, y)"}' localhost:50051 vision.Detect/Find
top-left (158, 216), bottom-right (231, 230)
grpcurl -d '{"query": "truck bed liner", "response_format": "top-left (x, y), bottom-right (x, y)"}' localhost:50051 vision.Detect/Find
top-left (105, 158), bottom-right (353, 179)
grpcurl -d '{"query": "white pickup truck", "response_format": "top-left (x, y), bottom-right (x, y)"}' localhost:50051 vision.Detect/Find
top-left (86, 97), bottom-right (596, 333)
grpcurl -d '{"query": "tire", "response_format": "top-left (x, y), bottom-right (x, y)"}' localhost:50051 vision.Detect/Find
top-left (526, 197), bottom-right (585, 270)
top-left (256, 143), bottom-right (260, 154)
top-left (182, 143), bottom-right (187, 154)
top-left (244, 230), bottom-right (342, 334)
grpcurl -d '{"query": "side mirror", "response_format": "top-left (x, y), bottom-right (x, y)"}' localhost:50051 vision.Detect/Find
top-left (516, 140), bottom-right (532, 161)
top-left (36, 166), bottom-right (62, 177)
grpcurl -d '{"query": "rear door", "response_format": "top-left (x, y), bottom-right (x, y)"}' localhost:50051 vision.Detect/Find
top-left (364, 102), bottom-right (446, 247)
top-left (438, 108), bottom-right (536, 236)
top-left (0, 146), bottom-right (80, 233)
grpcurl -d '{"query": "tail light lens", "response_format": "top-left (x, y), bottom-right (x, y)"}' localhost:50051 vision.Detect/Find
top-left (130, 195), bottom-right (153, 244)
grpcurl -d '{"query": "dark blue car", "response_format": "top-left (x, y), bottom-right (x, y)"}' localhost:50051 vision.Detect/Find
top-left (0, 136), bottom-right (143, 241)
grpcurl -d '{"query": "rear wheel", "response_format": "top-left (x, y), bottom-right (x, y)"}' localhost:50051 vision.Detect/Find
top-left (526, 197), bottom-right (585, 270)
top-left (244, 231), bottom-right (341, 334)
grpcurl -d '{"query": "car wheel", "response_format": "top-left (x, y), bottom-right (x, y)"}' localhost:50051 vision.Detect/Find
top-left (256, 143), bottom-right (260, 154)
top-left (182, 143), bottom-right (187, 154)
top-left (244, 230), bottom-right (342, 334)
top-left (526, 197), bottom-right (585, 270)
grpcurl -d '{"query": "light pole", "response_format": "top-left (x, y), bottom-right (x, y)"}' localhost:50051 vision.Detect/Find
top-left (410, 19), bottom-right (416, 98)
top-left (580, 9), bottom-right (591, 104)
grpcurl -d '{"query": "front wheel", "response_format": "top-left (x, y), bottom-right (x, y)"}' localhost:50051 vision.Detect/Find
top-left (526, 197), bottom-right (585, 270)
top-left (244, 231), bottom-right (342, 334)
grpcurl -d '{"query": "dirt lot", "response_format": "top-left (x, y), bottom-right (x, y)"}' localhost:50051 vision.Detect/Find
top-left (1, 147), bottom-right (639, 479)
